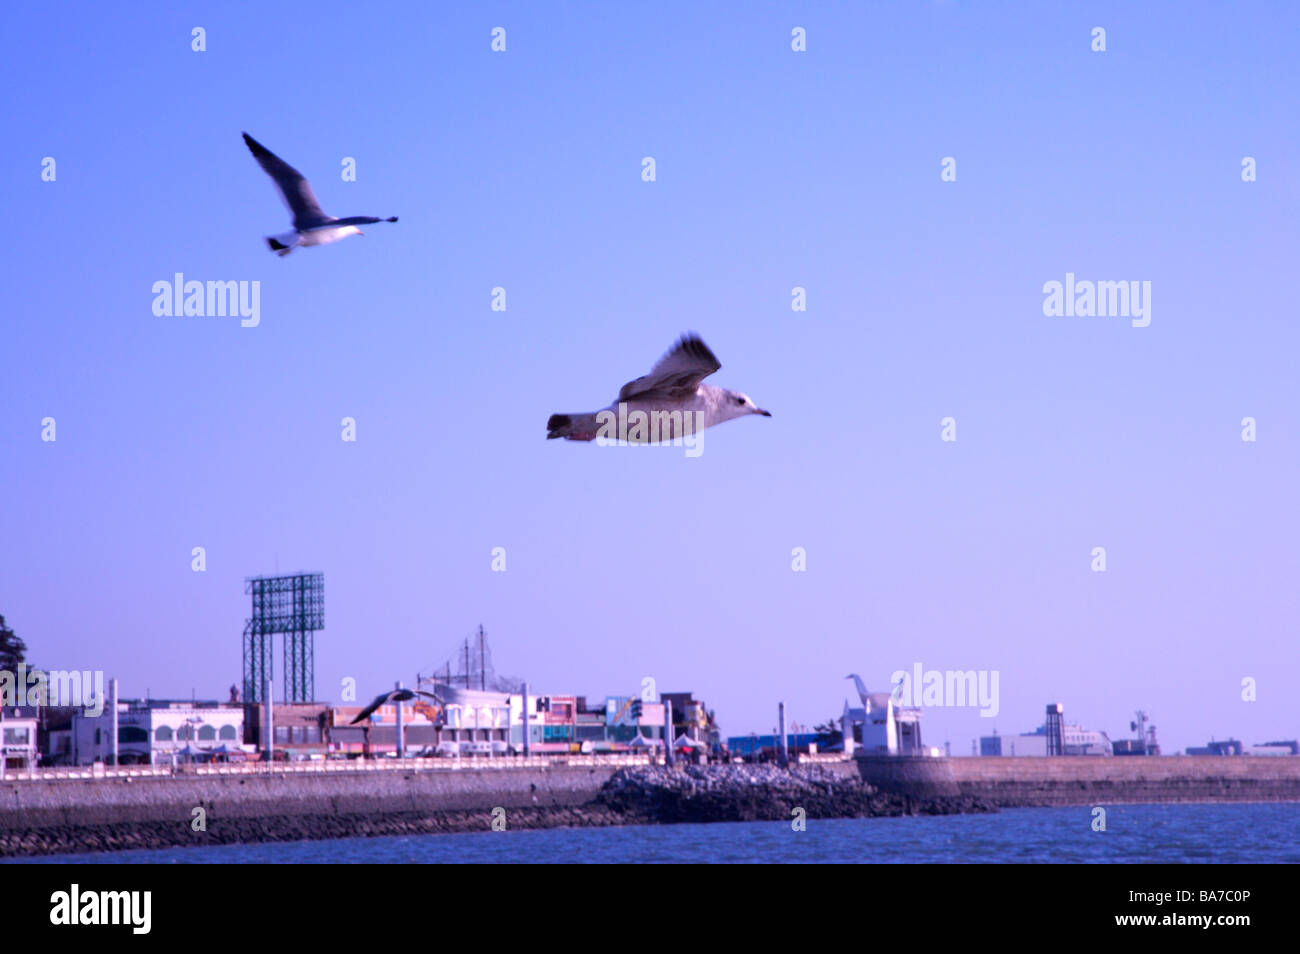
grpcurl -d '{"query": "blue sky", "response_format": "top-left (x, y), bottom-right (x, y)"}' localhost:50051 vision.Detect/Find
top-left (2, 2), bottom-right (1297, 753)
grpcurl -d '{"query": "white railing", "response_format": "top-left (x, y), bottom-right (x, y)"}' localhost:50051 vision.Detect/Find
top-left (3, 751), bottom-right (848, 783)
top-left (2, 765), bottom-right (173, 782)
top-left (3, 753), bottom-right (657, 781)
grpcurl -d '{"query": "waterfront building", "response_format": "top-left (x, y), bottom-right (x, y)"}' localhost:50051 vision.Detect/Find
top-left (64, 700), bottom-right (248, 765)
top-left (243, 702), bottom-right (332, 760)
top-left (1186, 739), bottom-right (1299, 756)
top-left (329, 684), bottom-right (695, 757)
top-left (727, 732), bottom-right (821, 759)
top-left (0, 707), bottom-right (38, 773)
top-left (1245, 741), bottom-right (1299, 756)
top-left (979, 710), bottom-right (1112, 757)
top-left (841, 675), bottom-right (924, 756)
top-left (660, 692), bottom-right (720, 751)
top-left (330, 695), bottom-right (443, 756)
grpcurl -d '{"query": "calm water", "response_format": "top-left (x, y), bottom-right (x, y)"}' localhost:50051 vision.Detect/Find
top-left (11, 803), bottom-right (1299, 864)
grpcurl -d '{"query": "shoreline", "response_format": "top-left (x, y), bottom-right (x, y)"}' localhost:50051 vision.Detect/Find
top-left (5, 757), bottom-right (1299, 859)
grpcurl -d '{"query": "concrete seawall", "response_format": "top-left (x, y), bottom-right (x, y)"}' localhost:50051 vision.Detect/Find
top-left (856, 755), bottom-right (1300, 806)
top-left (0, 764), bottom-right (622, 856)
top-left (3, 764), bottom-right (615, 829)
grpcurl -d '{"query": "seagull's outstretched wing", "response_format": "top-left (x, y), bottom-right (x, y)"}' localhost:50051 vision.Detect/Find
top-left (617, 334), bottom-right (721, 402)
top-left (242, 132), bottom-right (331, 230)
top-left (350, 690), bottom-right (394, 725)
top-left (349, 688), bottom-right (444, 724)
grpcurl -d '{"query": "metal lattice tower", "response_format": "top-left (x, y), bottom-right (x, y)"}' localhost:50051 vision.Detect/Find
top-left (1045, 703), bottom-right (1065, 756)
top-left (242, 573), bottom-right (324, 703)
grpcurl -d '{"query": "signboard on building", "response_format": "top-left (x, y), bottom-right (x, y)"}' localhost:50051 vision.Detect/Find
top-left (606, 696), bottom-right (633, 727)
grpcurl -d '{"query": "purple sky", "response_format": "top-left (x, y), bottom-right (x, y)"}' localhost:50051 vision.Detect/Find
top-left (2, 3), bottom-right (1297, 753)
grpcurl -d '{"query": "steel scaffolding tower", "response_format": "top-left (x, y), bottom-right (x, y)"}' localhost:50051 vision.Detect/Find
top-left (1045, 703), bottom-right (1065, 756)
top-left (242, 573), bottom-right (324, 703)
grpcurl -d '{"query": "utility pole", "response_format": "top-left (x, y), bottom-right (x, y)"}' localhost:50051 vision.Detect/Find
top-left (478, 624), bottom-right (486, 691)
top-left (778, 702), bottom-right (789, 768)
top-left (263, 676), bottom-right (274, 763)
top-left (110, 678), bottom-right (119, 767)
top-left (395, 680), bottom-right (405, 759)
top-left (521, 682), bottom-right (530, 758)
top-left (665, 699), bottom-right (675, 767)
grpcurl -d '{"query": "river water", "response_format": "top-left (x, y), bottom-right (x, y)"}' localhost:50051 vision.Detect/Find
top-left (9, 803), bottom-right (1297, 864)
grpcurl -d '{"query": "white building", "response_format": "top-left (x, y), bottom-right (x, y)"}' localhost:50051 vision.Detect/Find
top-left (68, 701), bottom-right (247, 765)
top-left (980, 722), bottom-right (1112, 756)
top-left (0, 709), bottom-right (38, 773)
top-left (842, 675), bottom-right (925, 756)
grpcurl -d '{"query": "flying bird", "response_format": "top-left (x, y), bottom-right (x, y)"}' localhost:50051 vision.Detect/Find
top-left (242, 132), bottom-right (398, 256)
top-left (350, 688), bottom-right (444, 725)
top-left (547, 333), bottom-right (771, 442)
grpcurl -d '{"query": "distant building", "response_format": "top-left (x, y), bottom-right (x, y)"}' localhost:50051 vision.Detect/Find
top-left (58, 700), bottom-right (247, 765)
top-left (841, 693), bottom-right (924, 755)
top-left (0, 708), bottom-right (38, 772)
top-left (1113, 710), bottom-right (1161, 756)
top-left (244, 702), bottom-right (330, 760)
top-left (1248, 741), bottom-right (1299, 756)
top-left (661, 692), bottom-right (719, 751)
top-left (841, 674), bottom-right (925, 756)
top-left (331, 684), bottom-right (700, 757)
top-left (1186, 739), bottom-right (1298, 756)
top-left (727, 732), bottom-right (820, 759)
top-left (980, 705), bottom-right (1112, 756)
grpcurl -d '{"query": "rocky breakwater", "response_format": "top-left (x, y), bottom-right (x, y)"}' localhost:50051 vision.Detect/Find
top-left (596, 763), bottom-right (997, 824)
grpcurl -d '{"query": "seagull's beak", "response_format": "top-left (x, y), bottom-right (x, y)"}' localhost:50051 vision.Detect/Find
top-left (758, 408), bottom-right (772, 417)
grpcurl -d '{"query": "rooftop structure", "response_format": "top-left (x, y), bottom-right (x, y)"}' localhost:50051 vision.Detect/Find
top-left (1186, 739), bottom-right (1299, 756)
top-left (842, 673), bottom-right (925, 756)
top-left (979, 704), bottom-right (1112, 756)
top-left (51, 700), bottom-right (248, 766)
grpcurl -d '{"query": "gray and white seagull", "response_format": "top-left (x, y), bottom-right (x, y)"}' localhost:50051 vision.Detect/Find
top-left (547, 333), bottom-right (771, 442)
top-left (242, 132), bottom-right (398, 256)
top-left (349, 687), bottom-right (444, 725)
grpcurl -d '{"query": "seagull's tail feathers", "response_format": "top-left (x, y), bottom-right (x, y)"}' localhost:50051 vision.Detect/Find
top-left (266, 232), bottom-right (299, 256)
top-left (547, 412), bottom-right (601, 441)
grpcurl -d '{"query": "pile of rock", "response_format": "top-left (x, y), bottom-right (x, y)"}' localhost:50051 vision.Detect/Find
top-left (597, 763), bottom-right (995, 824)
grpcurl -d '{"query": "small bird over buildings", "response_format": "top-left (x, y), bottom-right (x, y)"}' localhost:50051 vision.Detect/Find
top-left (242, 132), bottom-right (398, 256)
top-left (546, 334), bottom-right (771, 443)
top-left (350, 688), bottom-right (444, 725)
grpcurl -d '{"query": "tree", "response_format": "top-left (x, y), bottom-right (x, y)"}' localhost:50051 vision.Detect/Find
top-left (0, 615), bottom-right (26, 671)
top-left (813, 716), bottom-right (843, 748)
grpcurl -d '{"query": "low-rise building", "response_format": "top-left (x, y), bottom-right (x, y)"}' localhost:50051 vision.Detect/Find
top-left (1186, 739), bottom-right (1298, 756)
top-left (727, 732), bottom-right (821, 759)
top-left (0, 708), bottom-right (38, 772)
top-left (66, 700), bottom-right (247, 765)
top-left (335, 684), bottom-right (687, 757)
top-left (842, 675), bottom-right (925, 756)
top-left (980, 715), bottom-right (1112, 757)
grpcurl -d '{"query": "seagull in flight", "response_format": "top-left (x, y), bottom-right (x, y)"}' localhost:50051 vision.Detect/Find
top-left (350, 687), bottom-right (444, 725)
top-left (547, 333), bottom-right (771, 442)
top-left (242, 132), bottom-right (398, 256)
